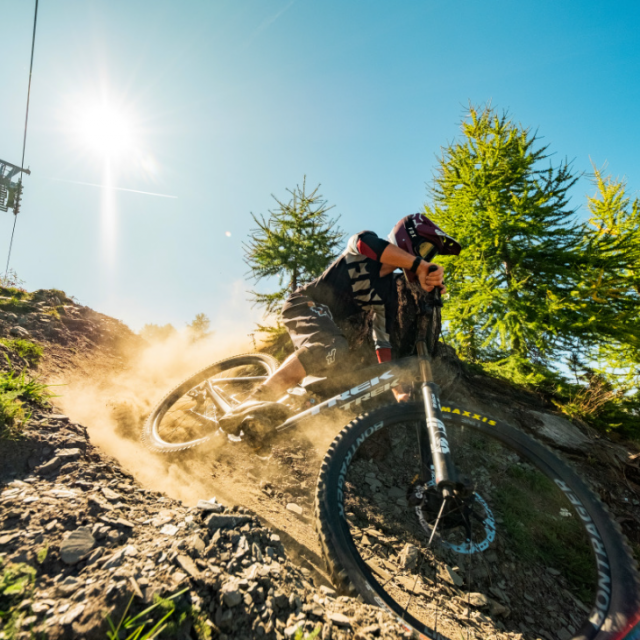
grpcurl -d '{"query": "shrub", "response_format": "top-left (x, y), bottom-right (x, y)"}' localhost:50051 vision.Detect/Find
top-left (0, 559), bottom-right (37, 638)
top-left (0, 362), bottom-right (50, 440)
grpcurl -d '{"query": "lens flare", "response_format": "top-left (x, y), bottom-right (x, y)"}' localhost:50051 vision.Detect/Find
top-left (76, 103), bottom-right (136, 157)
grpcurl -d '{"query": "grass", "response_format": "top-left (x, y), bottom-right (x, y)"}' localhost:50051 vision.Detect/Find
top-left (493, 464), bottom-right (597, 602)
top-left (0, 360), bottom-right (50, 440)
top-left (0, 286), bottom-right (30, 301)
top-left (106, 589), bottom-right (320, 640)
top-left (0, 339), bottom-right (44, 367)
top-left (0, 558), bottom-right (37, 640)
top-left (106, 589), bottom-right (190, 640)
top-left (295, 625), bottom-right (321, 640)
top-left (0, 299), bottom-right (34, 315)
top-left (36, 545), bottom-right (48, 565)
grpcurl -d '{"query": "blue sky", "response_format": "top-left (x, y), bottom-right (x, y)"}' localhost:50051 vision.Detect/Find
top-left (2, 0), bottom-right (639, 335)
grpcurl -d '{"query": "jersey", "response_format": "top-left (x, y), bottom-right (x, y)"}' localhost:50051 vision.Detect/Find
top-left (297, 231), bottom-right (397, 362)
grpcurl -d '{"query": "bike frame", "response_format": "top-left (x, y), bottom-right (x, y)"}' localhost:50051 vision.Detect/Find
top-left (270, 287), bottom-right (458, 497)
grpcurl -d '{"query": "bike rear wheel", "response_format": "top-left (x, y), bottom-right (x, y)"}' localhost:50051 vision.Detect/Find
top-left (142, 353), bottom-right (278, 453)
top-left (315, 401), bottom-right (639, 640)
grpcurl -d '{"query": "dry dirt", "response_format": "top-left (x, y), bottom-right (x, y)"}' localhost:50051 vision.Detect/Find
top-left (2, 287), bottom-right (640, 639)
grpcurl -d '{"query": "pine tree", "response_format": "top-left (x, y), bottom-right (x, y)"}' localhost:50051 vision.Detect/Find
top-left (188, 313), bottom-right (212, 341)
top-left (577, 165), bottom-right (640, 385)
top-left (426, 105), bottom-right (583, 382)
top-left (244, 178), bottom-right (344, 315)
top-left (140, 323), bottom-right (177, 343)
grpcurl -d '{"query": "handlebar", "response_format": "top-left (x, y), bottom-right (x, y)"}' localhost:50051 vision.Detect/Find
top-left (418, 264), bottom-right (443, 316)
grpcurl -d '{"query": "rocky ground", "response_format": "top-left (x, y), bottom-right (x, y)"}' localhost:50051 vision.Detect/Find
top-left (1, 286), bottom-right (639, 640)
top-left (0, 288), bottom-right (411, 639)
top-left (1, 412), bottom-right (411, 640)
top-left (0, 287), bottom-right (141, 380)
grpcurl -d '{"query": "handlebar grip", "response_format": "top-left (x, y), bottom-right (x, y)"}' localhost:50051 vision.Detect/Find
top-left (425, 263), bottom-right (442, 303)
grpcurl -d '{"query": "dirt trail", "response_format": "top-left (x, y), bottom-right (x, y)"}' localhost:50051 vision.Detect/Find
top-left (9, 287), bottom-right (637, 639)
top-left (48, 330), bottom-right (345, 584)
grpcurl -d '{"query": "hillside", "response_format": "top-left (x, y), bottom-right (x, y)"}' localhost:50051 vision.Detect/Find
top-left (1, 285), bottom-right (639, 640)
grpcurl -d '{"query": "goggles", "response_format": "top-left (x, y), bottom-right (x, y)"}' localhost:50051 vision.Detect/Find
top-left (417, 241), bottom-right (437, 262)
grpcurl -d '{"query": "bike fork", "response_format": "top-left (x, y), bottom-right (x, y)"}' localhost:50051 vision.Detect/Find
top-left (416, 341), bottom-right (457, 497)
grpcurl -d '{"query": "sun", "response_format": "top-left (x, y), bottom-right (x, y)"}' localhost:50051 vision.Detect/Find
top-left (74, 101), bottom-right (137, 157)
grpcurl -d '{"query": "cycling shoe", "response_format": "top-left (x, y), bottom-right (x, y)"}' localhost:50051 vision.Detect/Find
top-left (218, 400), bottom-right (291, 436)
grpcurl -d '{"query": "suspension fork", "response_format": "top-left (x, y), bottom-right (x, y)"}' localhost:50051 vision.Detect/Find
top-left (416, 340), bottom-right (457, 497)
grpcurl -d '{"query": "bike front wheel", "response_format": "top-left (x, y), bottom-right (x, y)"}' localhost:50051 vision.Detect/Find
top-left (315, 401), bottom-right (639, 640)
top-left (142, 353), bottom-right (279, 453)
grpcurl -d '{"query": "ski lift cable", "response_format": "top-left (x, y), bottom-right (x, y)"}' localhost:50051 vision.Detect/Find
top-left (5, 0), bottom-right (39, 279)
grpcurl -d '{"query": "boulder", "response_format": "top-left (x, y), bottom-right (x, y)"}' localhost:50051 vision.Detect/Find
top-left (529, 411), bottom-right (590, 452)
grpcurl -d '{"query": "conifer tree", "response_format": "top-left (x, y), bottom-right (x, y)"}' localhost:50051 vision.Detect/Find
top-left (188, 313), bottom-right (212, 341)
top-left (427, 105), bottom-right (583, 382)
top-left (577, 166), bottom-right (640, 384)
top-left (244, 178), bottom-right (344, 314)
top-left (140, 323), bottom-right (177, 343)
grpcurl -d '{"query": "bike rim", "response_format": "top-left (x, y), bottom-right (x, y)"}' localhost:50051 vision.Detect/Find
top-left (151, 360), bottom-right (272, 448)
top-left (327, 408), bottom-right (610, 640)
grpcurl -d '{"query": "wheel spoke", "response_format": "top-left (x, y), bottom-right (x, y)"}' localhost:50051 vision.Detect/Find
top-left (146, 355), bottom-right (277, 449)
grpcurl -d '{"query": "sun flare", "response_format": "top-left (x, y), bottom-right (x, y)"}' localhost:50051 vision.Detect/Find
top-left (74, 101), bottom-right (137, 157)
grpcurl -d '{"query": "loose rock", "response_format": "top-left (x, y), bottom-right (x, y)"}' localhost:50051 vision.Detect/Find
top-left (59, 527), bottom-right (95, 565)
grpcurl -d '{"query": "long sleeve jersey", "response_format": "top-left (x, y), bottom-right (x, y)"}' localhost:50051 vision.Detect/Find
top-left (298, 231), bottom-right (397, 362)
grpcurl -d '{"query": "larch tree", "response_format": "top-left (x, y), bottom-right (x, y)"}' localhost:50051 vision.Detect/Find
top-left (244, 178), bottom-right (344, 315)
top-left (576, 165), bottom-right (640, 385)
top-left (426, 105), bottom-right (583, 383)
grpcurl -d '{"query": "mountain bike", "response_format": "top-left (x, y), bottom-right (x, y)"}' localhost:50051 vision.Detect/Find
top-left (142, 288), bottom-right (639, 640)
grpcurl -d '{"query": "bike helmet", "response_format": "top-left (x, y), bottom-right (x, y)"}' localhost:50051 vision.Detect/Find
top-left (388, 214), bottom-right (461, 281)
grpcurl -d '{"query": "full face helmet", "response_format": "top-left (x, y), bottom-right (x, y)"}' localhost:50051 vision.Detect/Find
top-left (388, 214), bottom-right (461, 282)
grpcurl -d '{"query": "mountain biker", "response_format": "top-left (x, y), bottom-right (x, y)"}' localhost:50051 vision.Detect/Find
top-left (220, 214), bottom-right (461, 433)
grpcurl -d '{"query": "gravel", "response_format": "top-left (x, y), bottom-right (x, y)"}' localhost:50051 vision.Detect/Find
top-left (0, 406), bottom-right (410, 640)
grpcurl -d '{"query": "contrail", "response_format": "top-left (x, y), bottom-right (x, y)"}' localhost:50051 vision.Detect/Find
top-left (241, 0), bottom-right (297, 49)
top-left (49, 177), bottom-right (177, 199)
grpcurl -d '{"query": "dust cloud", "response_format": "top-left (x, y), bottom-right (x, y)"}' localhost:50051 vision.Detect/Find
top-left (49, 324), bottom-right (379, 569)
top-left (52, 330), bottom-right (254, 506)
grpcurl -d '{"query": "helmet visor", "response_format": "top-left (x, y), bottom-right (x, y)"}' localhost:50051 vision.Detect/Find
top-left (417, 241), bottom-right (437, 262)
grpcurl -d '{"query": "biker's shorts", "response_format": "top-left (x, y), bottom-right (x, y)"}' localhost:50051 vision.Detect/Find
top-left (282, 292), bottom-right (349, 376)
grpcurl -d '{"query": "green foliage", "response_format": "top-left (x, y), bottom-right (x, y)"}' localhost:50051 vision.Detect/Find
top-left (244, 177), bottom-right (345, 314)
top-left (577, 166), bottom-right (640, 382)
top-left (495, 467), bottom-right (596, 601)
top-left (0, 559), bottom-right (37, 639)
top-left (427, 104), bottom-right (582, 367)
top-left (0, 339), bottom-right (44, 367)
top-left (36, 545), bottom-right (48, 565)
top-left (427, 105), bottom-right (640, 437)
top-left (140, 323), bottom-right (178, 343)
top-left (294, 624), bottom-right (322, 640)
top-left (105, 588), bottom-right (189, 640)
top-left (0, 298), bottom-right (34, 315)
top-left (0, 361), bottom-right (50, 440)
top-left (187, 314), bottom-right (212, 342)
top-left (253, 323), bottom-right (293, 361)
